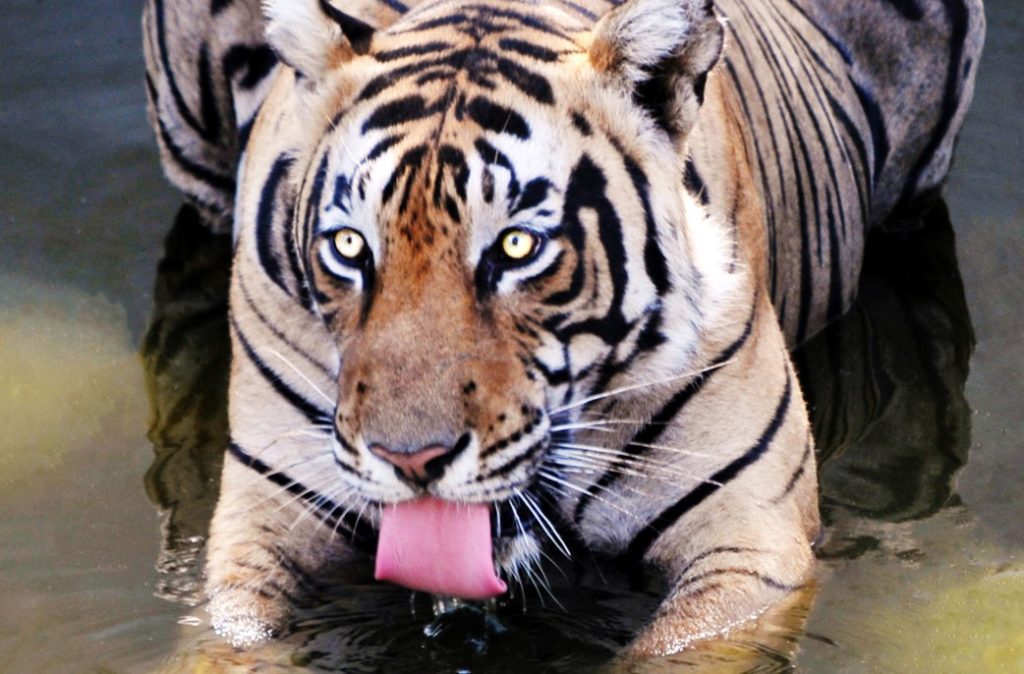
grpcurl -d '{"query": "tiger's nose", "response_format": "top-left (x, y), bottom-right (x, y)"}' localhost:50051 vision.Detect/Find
top-left (369, 443), bottom-right (453, 485)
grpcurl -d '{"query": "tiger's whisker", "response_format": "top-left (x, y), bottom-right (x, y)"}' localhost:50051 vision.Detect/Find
top-left (516, 490), bottom-right (571, 559)
top-left (550, 446), bottom-right (723, 486)
top-left (266, 348), bottom-right (335, 406)
top-left (550, 359), bottom-right (734, 415)
top-left (550, 419), bottom-right (651, 431)
top-left (557, 438), bottom-right (716, 458)
top-left (546, 456), bottom-right (721, 490)
top-left (537, 469), bottom-right (645, 524)
top-left (554, 440), bottom-right (712, 460)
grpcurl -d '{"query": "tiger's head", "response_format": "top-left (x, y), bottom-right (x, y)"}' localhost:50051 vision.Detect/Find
top-left (251, 0), bottom-right (736, 594)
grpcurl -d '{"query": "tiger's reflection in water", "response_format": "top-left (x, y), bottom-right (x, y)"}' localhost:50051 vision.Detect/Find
top-left (794, 200), bottom-right (975, 562)
top-left (143, 204), bottom-right (231, 605)
top-left (143, 200), bottom-right (973, 671)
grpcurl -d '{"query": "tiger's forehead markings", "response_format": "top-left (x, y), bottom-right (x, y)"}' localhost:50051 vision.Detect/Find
top-left (356, 3), bottom-right (581, 111)
top-left (391, 2), bottom-right (578, 41)
top-left (323, 2), bottom-right (582, 256)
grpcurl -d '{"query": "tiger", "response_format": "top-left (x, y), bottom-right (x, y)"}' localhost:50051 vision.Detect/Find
top-left (142, 0), bottom-right (984, 656)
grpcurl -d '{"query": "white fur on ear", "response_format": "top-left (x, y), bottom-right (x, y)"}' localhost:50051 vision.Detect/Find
top-left (590, 0), bottom-right (695, 82)
top-left (263, 0), bottom-right (349, 78)
top-left (590, 0), bottom-right (724, 138)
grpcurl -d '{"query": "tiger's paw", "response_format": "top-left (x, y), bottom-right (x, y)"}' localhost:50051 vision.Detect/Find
top-left (206, 587), bottom-right (290, 649)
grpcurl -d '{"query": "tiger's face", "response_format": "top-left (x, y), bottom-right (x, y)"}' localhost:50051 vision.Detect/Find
top-left (267, 0), bottom-right (728, 577)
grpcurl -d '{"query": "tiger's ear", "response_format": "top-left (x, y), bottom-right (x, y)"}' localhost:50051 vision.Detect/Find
top-left (589, 0), bottom-right (724, 139)
top-left (263, 0), bottom-right (376, 79)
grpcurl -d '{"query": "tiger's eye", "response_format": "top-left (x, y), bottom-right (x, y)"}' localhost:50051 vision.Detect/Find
top-left (500, 229), bottom-right (537, 261)
top-left (333, 228), bottom-right (366, 260)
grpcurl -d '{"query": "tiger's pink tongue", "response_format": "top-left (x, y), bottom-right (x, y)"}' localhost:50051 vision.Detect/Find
top-left (375, 498), bottom-right (507, 599)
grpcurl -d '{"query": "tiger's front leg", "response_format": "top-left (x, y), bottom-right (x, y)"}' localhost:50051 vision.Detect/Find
top-left (204, 453), bottom-right (364, 648)
top-left (624, 375), bottom-right (820, 656)
top-left (627, 516), bottom-right (817, 656)
top-left (625, 383), bottom-right (820, 655)
top-left (203, 301), bottom-right (367, 648)
top-left (579, 302), bottom-right (821, 657)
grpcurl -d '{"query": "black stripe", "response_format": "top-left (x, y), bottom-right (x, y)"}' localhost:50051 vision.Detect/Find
top-left (362, 95), bottom-right (433, 133)
top-left (374, 42), bottom-right (452, 62)
top-left (498, 37), bottom-right (560, 62)
top-left (479, 438), bottom-right (546, 480)
top-left (826, 190), bottom-right (844, 322)
top-left (675, 566), bottom-right (801, 592)
top-left (764, 2), bottom-right (860, 329)
top-left (231, 317), bottom-right (332, 425)
top-left (153, 0), bottom-right (218, 143)
top-left (211, 0), bottom-right (234, 15)
top-left (435, 144), bottom-right (470, 202)
top-left (548, 156), bottom-right (631, 344)
top-left (764, 83), bottom-right (813, 343)
top-left (519, 250), bottom-right (566, 291)
top-left (723, 43), bottom-right (788, 298)
top-left (357, 54), bottom-right (461, 101)
top-left (146, 75), bottom-right (236, 195)
top-left (227, 442), bottom-right (375, 552)
top-left (474, 138), bottom-right (521, 199)
top-left (781, 0), bottom-right (853, 64)
top-left (734, 3), bottom-right (818, 343)
top-left (222, 44), bottom-right (279, 91)
top-left (550, 0), bottom-right (597, 20)
top-left (683, 157), bottom-right (709, 205)
top-left (318, 0), bottom-right (375, 52)
top-left (772, 434), bottom-right (812, 503)
top-left (466, 96), bottom-right (530, 138)
top-left (237, 272), bottom-right (332, 378)
top-left (403, 5), bottom-right (570, 40)
top-left (571, 112), bottom-right (592, 136)
top-left (767, 4), bottom-right (869, 224)
top-left (197, 44), bottom-right (222, 144)
top-left (495, 57), bottom-right (554, 104)
top-left (760, 2), bottom-right (850, 264)
top-left (624, 374), bottom-right (793, 563)
top-left (238, 114), bottom-right (256, 154)
top-left (850, 77), bottom-right (889, 193)
top-left (620, 151), bottom-right (671, 295)
top-left (677, 545), bottom-right (764, 577)
top-left (878, 0), bottom-right (925, 21)
top-left (256, 578), bottom-right (299, 604)
top-left (510, 177), bottom-right (550, 215)
top-left (255, 155), bottom-right (297, 296)
top-left (272, 547), bottom-right (330, 595)
top-left (301, 152), bottom-right (331, 256)
top-left (825, 88), bottom-right (872, 218)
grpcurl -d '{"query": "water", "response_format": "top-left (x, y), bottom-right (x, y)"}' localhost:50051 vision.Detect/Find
top-left (1, 0), bottom-right (1021, 672)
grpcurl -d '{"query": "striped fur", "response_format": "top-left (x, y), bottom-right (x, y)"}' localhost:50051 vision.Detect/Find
top-left (143, 0), bottom-right (984, 655)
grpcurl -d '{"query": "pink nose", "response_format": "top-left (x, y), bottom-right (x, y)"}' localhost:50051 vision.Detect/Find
top-left (370, 444), bottom-right (451, 484)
